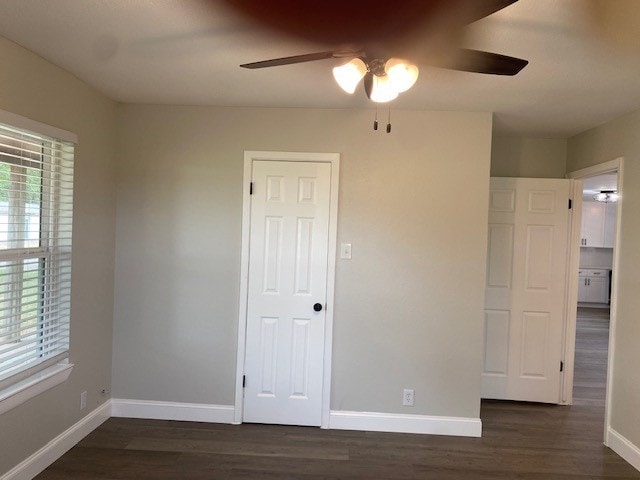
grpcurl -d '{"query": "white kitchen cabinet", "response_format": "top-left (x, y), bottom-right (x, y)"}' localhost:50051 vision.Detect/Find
top-left (577, 274), bottom-right (589, 302)
top-left (588, 276), bottom-right (609, 303)
top-left (603, 201), bottom-right (618, 248)
top-left (580, 201), bottom-right (605, 247)
top-left (578, 269), bottom-right (610, 304)
top-left (580, 200), bottom-right (617, 248)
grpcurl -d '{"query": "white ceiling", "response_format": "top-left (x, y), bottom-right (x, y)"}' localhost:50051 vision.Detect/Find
top-left (1, 0), bottom-right (640, 137)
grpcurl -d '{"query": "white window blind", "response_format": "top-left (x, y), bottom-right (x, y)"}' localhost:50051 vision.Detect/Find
top-left (0, 120), bottom-right (74, 389)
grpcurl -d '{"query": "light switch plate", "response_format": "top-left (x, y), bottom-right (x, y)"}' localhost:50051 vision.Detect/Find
top-left (340, 243), bottom-right (352, 259)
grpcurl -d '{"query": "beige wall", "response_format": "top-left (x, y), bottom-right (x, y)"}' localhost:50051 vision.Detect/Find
top-left (567, 110), bottom-right (640, 449)
top-left (491, 136), bottom-right (567, 178)
top-left (113, 105), bottom-right (493, 419)
top-left (0, 38), bottom-right (117, 474)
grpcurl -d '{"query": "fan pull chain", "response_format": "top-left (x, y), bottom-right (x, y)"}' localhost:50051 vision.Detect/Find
top-left (372, 107), bottom-right (393, 133)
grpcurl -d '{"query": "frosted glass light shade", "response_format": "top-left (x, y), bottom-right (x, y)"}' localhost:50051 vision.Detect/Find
top-left (385, 58), bottom-right (419, 93)
top-left (333, 58), bottom-right (367, 94)
top-left (370, 74), bottom-right (399, 103)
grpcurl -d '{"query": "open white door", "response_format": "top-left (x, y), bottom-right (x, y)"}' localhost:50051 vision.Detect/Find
top-left (243, 159), bottom-right (333, 426)
top-left (482, 177), bottom-right (572, 403)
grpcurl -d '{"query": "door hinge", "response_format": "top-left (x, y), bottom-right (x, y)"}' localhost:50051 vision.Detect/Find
top-left (242, 375), bottom-right (246, 388)
top-left (560, 361), bottom-right (564, 372)
top-left (249, 182), bottom-right (254, 195)
top-left (568, 199), bottom-right (572, 209)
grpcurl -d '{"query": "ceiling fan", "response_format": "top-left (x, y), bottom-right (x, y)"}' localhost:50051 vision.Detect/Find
top-left (226, 0), bottom-right (529, 103)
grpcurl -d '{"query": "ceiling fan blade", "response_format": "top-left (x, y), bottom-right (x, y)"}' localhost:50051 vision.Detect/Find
top-left (464, 0), bottom-right (519, 24)
top-left (224, 1), bottom-right (519, 46)
top-left (439, 49), bottom-right (528, 76)
top-left (240, 51), bottom-right (343, 69)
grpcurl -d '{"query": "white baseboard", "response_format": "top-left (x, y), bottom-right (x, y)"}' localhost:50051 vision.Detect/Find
top-left (329, 410), bottom-right (482, 437)
top-left (608, 427), bottom-right (640, 472)
top-left (1, 400), bottom-right (111, 480)
top-left (111, 398), bottom-right (235, 424)
top-left (111, 400), bottom-right (481, 438)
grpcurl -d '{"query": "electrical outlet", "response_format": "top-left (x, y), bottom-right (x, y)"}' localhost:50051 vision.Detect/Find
top-left (403, 388), bottom-right (414, 406)
top-left (80, 391), bottom-right (87, 410)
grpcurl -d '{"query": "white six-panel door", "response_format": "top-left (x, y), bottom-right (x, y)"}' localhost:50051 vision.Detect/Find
top-left (482, 177), bottom-right (571, 403)
top-left (243, 160), bottom-right (332, 426)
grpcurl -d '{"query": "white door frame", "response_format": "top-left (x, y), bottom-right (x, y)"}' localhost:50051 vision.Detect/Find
top-left (234, 150), bottom-right (340, 428)
top-left (565, 157), bottom-right (624, 445)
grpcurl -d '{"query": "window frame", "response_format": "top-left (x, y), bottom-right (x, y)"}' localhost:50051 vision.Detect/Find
top-left (0, 109), bottom-right (76, 414)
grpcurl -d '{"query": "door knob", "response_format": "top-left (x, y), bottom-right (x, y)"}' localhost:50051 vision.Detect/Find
top-left (313, 303), bottom-right (323, 312)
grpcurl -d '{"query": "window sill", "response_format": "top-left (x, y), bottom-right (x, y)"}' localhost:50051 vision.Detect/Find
top-left (0, 362), bottom-right (74, 415)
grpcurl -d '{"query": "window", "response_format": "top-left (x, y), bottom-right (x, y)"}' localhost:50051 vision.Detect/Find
top-left (0, 117), bottom-right (75, 392)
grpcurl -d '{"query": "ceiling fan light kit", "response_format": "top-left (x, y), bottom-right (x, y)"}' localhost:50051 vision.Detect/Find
top-left (333, 57), bottom-right (419, 103)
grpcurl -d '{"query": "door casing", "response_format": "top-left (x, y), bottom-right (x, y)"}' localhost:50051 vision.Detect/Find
top-left (234, 151), bottom-right (340, 427)
top-left (565, 157), bottom-right (624, 446)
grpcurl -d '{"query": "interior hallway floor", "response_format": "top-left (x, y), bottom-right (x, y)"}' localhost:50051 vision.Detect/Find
top-left (36, 307), bottom-right (637, 479)
top-left (573, 306), bottom-right (610, 407)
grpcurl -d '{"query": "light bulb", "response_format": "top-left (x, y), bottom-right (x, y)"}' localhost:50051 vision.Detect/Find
top-left (370, 74), bottom-right (399, 103)
top-left (385, 58), bottom-right (419, 93)
top-left (332, 58), bottom-right (367, 94)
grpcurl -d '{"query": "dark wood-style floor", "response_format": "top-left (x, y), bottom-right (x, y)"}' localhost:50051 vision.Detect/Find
top-left (37, 307), bottom-right (638, 479)
top-left (573, 306), bottom-right (610, 407)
